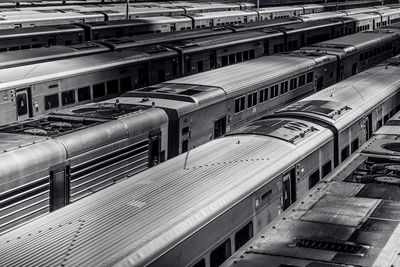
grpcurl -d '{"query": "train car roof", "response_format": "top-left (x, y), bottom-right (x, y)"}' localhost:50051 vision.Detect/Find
top-left (0, 42), bottom-right (109, 69)
top-left (0, 46), bottom-right (177, 90)
top-left (128, 15), bottom-right (192, 24)
top-left (347, 12), bottom-right (381, 20)
top-left (299, 12), bottom-right (346, 22)
top-left (301, 31), bottom-right (398, 56)
top-left (0, 122), bottom-right (332, 266)
top-left (189, 10), bottom-right (258, 19)
top-left (169, 29), bottom-right (283, 53)
top-left (275, 55), bottom-right (400, 129)
top-left (0, 24), bottom-right (83, 38)
top-left (121, 53), bottom-right (336, 114)
top-left (276, 19), bottom-right (345, 34)
top-left (227, 17), bottom-right (301, 32)
top-left (257, 6), bottom-right (303, 12)
top-left (99, 26), bottom-right (233, 49)
top-left (223, 135), bottom-right (400, 267)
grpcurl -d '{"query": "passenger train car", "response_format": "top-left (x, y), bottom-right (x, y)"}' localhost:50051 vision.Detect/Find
top-left (1, 31), bottom-right (396, 233)
top-left (0, 27), bottom-right (398, 126)
top-left (222, 107), bottom-right (400, 267)
top-left (1, 53), bottom-right (400, 266)
top-left (0, 1), bottom-right (387, 29)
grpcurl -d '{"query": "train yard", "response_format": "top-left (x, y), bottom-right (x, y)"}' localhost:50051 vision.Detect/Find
top-left (0, 1), bottom-right (400, 267)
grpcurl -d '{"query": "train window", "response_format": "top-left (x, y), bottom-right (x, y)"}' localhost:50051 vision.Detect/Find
top-left (210, 239), bottom-right (231, 267)
top-left (93, 83), bottom-right (105, 99)
top-left (16, 93), bottom-right (28, 116)
top-left (78, 86), bottom-right (91, 102)
top-left (249, 50), bottom-right (255, 59)
top-left (309, 169), bottom-right (320, 189)
top-left (107, 80), bottom-right (119, 95)
top-left (222, 55), bottom-right (228, 67)
top-left (182, 140), bottom-right (188, 153)
top-left (197, 61), bottom-right (203, 72)
top-left (182, 126), bottom-right (189, 136)
top-left (192, 259), bottom-right (205, 267)
top-left (270, 84), bottom-right (279, 99)
top-left (235, 222), bottom-right (253, 251)
top-left (120, 77), bottom-right (132, 92)
top-left (234, 96), bottom-right (246, 113)
top-left (289, 78), bottom-right (297, 91)
top-left (307, 72), bottom-right (314, 83)
top-left (229, 54), bottom-right (235, 64)
top-left (186, 57), bottom-right (191, 72)
top-left (243, 51), bottom-right (249, 61)
top-left (247, 92), bottom-right (257, 108)
top-left (280, 81), bottom-right (288, 94)
top-left (32, 44), bottom-right (42, 48)
top-left (273, 44), bottom-right (279, 54)
top-left (210, 54), bottom-right (216, 68)
top-left (351, 138), bottom-right (359, 153)
top-left (236, 52), bottom-right (243, 63)
top-left (61, 90), bottom-right (75, 106)
top-left (298, 75), bottom-right (305, 87)
top-left (44, 94), bottom-right (59, 110)
top-left (259, 88), bottom-right (268, 103)
top-left (341, 146), bottom-right (349, 162)
top-left (158, 69), bottom-right (165, 82)
top-left (384, 114), bottom-right (390, 124)
top-left (376, 119), bottom-right (383, 130)
top-left (322, 161), bottom-right (331, 178)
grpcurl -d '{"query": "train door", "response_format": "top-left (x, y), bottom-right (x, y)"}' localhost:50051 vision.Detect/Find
top-left (352, 63), bottom-right (358, 75)
top-left (282, 168), bottom-right (296, 211)
top-left (214, 116), bottom-right (227, 138)
top-left (16, 88), bottom-right (31, 121)
top-left (366, 113), bottom-right (373, 140)
top-left (137, 66), bottom-right (148, 88)
top-left (170, 23), bottom-right (176, 32)
top-left (49, 164), bottom-right (70, 212)
top-left (316, 77), bottom-right (323, 91)
top-left (149, 134), bottom-right (161, 167)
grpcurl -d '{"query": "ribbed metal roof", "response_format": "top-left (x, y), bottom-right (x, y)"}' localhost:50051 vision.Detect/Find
top-left (277, 56), bottom-right (400, 129)
top-left (0, 129), bottom-right (332, 266)
top-left (0, 48), bottom-right (176, 90)
top-left (167, 54), bottom-right (325, 97)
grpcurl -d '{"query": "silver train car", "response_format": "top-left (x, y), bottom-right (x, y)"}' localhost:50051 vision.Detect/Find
top-left (1, 27), bottom-right (399, 126)
top-left (0, 1), bottom-right (389, 29)
top-left (1, 53), bottom-right (400, 266)
top-left (0, 51), bottom-right (339, 233)
top-left (222, 107), bottom-right (400, 267)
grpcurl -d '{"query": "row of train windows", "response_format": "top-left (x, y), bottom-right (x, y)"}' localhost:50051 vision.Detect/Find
top-left (340, 138), bottom-right (359, 163)
top-left (356, 24), bottom-right (370, 32)
top-left (0, 43), bottom-right (43, 52)
top-left (376, 21), bottom-right (388, 28)
top-left (359, 43), bottom-right (392, 62)
top-left (309, 160), bottom-right (332, 189)
top-left (44, 77), bottom-right (131, 110)
top-left (234, 72), bottom-right (313, 113)
top-left (192, 221), bottom-right (253, 267)
top-left (376, 106), bottom-right (400, 129)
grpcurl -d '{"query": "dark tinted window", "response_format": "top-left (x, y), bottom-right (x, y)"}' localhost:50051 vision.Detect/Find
top-left (78, 86), bottom-right (91, 102)
top-left (107, 80), bottom-right (119, 95)
top-left (16, 92), bottom-right (28, 116)
top-left (120, 77), bottom-right (132, 91)
top-left (44, 94), bottom-right (59, 110)
top-left (210, 239), bottom-right (231, 267)
top-left (235, 222), bottom-right (253, 251)
top-left (322, 161), bottom-right (331, 178)
top-left (351, 138), bottom-right (359, 153)
top-left (341, 146), bottom-right (349, 162)
top-left (192, 259), bottom-right (205, 267)
top-left (62, 90), bottom-right (75, 106)
top-left (309, 169), bottom-right (320, 189)
top-left (93, 83), bottom-right (105, 99)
